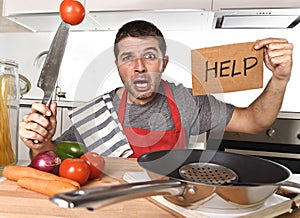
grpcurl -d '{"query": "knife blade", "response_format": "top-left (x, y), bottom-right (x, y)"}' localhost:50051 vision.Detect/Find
top-left (34, 21), bottom-right (69, 144)
top-left (37, 21), bottom-right (70, 107)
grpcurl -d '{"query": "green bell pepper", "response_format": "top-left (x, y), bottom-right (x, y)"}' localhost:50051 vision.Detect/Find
top-left (55, 141), bottom-right (87, 160)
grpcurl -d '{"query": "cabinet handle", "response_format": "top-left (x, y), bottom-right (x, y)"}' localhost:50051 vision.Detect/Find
top-left (34, 50), bottom-right (48, 66)
top-left (57, 92), bottom-right (67, 98)
top-left (55, 86), bottom-right (67, 100)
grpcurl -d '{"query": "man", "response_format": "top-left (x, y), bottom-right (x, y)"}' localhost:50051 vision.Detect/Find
top-left (20, 20), bottom-right (293, 159)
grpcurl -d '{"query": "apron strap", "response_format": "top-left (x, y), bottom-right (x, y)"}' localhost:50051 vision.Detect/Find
top-left (161, 80), bottom-right (181, 130)
top-left (118, 87), bottom-right (127, 124)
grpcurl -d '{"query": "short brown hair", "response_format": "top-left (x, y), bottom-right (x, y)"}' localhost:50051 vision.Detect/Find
top-left (114, 20), bottom-right (167, 58)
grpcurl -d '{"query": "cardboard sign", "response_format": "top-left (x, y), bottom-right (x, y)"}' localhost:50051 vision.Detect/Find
top-left (191, 41), bottom-right (263, 95)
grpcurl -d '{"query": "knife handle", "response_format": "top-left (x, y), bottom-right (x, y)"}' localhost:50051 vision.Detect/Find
top-left (33, 97), bottom-right (52, 144)
top-left (33, 111), bottom-right (50, 144)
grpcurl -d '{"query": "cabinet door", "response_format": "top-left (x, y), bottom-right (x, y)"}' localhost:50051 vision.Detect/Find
top-left (3, 0), bottom-right (92, 32)
top-left (87, 0), bottom-right (211, 11)
top-left (3, 0), bottom-right (85, 16)
top-left (4, 0), bottom-right (61, 15)
top-left (61, 107), bottom-right (73, 133)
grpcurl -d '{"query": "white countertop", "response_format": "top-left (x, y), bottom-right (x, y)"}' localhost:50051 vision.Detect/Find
top-left (19, 98), bottom-right (300, 118)
top-left (20, 98), bottom-right (85, 108)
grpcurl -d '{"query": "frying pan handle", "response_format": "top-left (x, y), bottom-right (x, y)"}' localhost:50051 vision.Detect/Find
top-left (50, 180), bottom-right (185, 210)
top-left (281, 180), bottom-right (300, 193)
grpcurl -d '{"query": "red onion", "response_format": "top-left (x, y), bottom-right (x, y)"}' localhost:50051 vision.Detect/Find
top-left (29, 151), bottom-right (61, 174)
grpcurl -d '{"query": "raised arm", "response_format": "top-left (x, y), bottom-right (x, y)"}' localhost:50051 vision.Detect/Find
top-left (225, 38), bottom-right (293, 134)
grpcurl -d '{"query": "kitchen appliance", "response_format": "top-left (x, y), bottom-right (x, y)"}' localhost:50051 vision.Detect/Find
top-left (208, 113), bottom-right (300, 174)
top-left (50, 149), bottom-right (300, 210)
top-left (213, 9), bottom-right (300, 29)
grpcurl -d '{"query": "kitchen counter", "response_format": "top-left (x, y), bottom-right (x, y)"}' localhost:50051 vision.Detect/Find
top-left (20, 98), bottom-right (85, 108)
top-left (19, 98), bottom-right (300, 119)
top-left (0, 157), bottom-right (179, 218)
top-left (1, 157), bottom-right (300, 218)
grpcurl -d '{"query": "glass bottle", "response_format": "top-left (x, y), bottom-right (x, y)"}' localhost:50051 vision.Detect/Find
top-left (0, 59), bottom-right (19, 170)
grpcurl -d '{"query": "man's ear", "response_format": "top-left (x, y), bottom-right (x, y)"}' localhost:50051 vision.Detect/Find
top-left (162, 56), bottom-right (169, 72)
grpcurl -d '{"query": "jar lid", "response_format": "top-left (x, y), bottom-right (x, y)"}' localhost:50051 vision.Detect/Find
top-left (0, 59), bottom-right (18, 68)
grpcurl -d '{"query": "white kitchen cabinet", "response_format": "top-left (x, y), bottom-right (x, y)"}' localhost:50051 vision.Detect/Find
top-left (61, 108), bottom-right (73, 133)
top-left (60, 104), bottom-right (84, 133)
top-left (2, 0), bottom-right (210, 32)
top-left (86, 0), bottom-right (211, 11)
top-left (2, 0), bottom-right (98, 32)
top-left (3, 0), bottom-right (84, 15)
top-left (3, 0), bottom-right (210, 15)
top-left (3, 0), bottom-right (58, 15)
top-left (5, 0), bottom-right (300, 32)
top-left (3, 0), bottom-right (211, 32)
top-left (17, 105), bottom-right (32, 160)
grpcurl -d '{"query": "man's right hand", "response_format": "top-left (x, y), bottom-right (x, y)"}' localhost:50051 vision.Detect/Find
top-left (19, 101), bottom-right (57, 158)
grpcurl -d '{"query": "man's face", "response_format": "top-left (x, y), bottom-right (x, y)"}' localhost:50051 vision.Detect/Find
top-left (115, 36), bottom-right (168, 104)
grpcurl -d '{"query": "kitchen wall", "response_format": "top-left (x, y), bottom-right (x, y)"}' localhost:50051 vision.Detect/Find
top-left (60, 28), bottom-right (300, 113)
top-left (1, 26), bottom-right (298, 111)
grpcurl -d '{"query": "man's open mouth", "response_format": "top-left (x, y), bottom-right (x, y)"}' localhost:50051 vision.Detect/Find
top-left (133, 79), bottom-right (150, 91)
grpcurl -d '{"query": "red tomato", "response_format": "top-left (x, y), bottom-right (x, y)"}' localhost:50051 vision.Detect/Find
top-left (59, 0), bottom-right (85, 25)
top-left (59, 158), bottom-right (90, 185)
top-left (80, 152), bottom-right (105, 179)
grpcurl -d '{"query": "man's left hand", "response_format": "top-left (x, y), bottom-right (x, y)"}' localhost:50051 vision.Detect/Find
top-left (254, 38), bottom-right (293, 82)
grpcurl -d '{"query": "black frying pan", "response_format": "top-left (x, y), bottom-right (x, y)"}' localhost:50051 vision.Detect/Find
top-left (50, 149), bottom-right (300, 210)
top-left (138, 149), bottom-right (290, 184)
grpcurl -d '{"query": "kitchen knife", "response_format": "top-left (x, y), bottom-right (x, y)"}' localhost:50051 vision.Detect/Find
top-left (34, 21), bottom-right (70, 143)
top-left (37, 21), bottom-right (70, 107)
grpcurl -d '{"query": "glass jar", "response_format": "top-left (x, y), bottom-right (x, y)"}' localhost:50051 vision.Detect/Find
top-left (0, 59), bottom-right (19, 170)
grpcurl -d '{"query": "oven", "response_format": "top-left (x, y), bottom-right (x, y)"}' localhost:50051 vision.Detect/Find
top-left (207, 112), bottom-right (300, 173)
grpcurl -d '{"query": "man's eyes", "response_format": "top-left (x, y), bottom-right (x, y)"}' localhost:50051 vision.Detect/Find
top-left (122, 55), bottom-right (132, 62)
top-left (121, 53), bottom-right (156, 62)
top-left (144, 53), bottom-right (156, 59)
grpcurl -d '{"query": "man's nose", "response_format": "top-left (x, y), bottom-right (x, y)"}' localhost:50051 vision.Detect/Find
top-left (134, 58), bottom-right (146, 73)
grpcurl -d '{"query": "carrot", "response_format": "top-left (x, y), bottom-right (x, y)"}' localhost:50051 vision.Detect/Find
top-left (17, 177), bottom-right (78, 196)
top-left (3, 165), bottom-right (80, 188)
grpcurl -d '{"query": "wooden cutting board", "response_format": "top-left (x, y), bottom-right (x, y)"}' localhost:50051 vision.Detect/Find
top-left (0, 157), bottom-right (183, 218)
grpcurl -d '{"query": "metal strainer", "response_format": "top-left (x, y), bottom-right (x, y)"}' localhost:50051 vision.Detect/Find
top-left (179, 163), bottom-right (239, 185)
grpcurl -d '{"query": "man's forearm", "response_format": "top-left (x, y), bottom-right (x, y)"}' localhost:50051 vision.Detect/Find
top-left (247, 76), bottom-right (288, 132)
